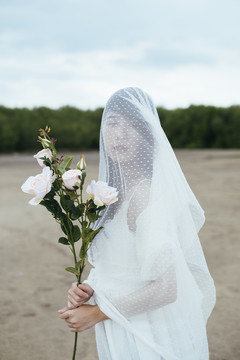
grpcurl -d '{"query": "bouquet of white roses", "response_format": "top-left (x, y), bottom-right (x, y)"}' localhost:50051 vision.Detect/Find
top-left (21, 126), bottom-right (118, 359)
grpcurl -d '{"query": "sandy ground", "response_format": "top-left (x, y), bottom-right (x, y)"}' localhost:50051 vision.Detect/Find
top-left (0, 149), bottom-right (239, 360)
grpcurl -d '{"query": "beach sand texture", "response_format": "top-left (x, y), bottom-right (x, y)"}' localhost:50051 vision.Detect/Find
top-left (0, 149), bottom-right (239, 360)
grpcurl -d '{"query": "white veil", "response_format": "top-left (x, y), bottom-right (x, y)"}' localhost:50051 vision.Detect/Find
top-left (84, 87), bottom-right (216, 360)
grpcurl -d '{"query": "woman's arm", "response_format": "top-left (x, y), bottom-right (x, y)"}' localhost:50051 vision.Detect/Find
top-left (116, 180), bottom-right (177, 318)
top-left (59, 304), bottom-right (109, 333)
top-left (59, 266), bottom-right (177, 323)
top-left (113, 265), bottom-right (177, 319)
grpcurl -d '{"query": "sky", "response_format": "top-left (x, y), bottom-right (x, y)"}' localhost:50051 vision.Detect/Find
top-left (0, 0), bottom-right (239, 110)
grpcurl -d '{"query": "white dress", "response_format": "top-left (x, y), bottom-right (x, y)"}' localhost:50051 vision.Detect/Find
top-left (84, 197), bottom-right (210, 360)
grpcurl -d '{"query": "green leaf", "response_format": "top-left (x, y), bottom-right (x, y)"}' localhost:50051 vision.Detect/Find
top-left (70, 207), bottom-right (81, 220)
top-left (60, 213), bottom-right (74, 240)
top-left (58, 237), bottom-right (69, 245)
top-left (64, 190), bottom-right (79, 201)
top-left (78, 203), bottom-right (85, 214)
top-left (86, 211), bottom-right (101, 222)
top-left (60, 195), bottom-right (75, 212)
top-left (56, 165), bottom-right (65, 175)
top-left (88, 226), bottom-right (103, 242)
top-left (81, 226), bottom-right (103, 246)
top-left (61, 155), bottom-right (73, 170)
top-left (97, 205), bottom-right (106, 211)
top-left (40, 199), bottom-right (52, 212)
top-left (40, 198), bottom-right (63, 220)
top-left (52, 199), bottom-right (63, 219)
top-left (81, 226), bottom-right (92, 242)
top-left (61, 225), bottom-right (66, 235)
top-left (70, 210), bottom-right (79, 221)
top-left (60, 213), bottom-right (68, 235)
top-left (44, 189), bottom-right (56, 200)
top-left (65, 267), bottom-right (79, 276)
top-left (39, 156), bottom-right (52, 167)
top-left (88, 201), bottom-right (97, 211)
top-left (73, 225), bottom-right (81, 242)
top-left (80, 242), bottom-right (87, 259)
top-left (75, 260), bottom-right (82, 270)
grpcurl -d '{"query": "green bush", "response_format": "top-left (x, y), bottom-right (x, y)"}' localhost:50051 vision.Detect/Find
top-left (0, 104), bottom-right (239, 153)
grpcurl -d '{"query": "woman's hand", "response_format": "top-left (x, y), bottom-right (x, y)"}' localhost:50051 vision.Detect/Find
top-left (67, 282), bottom-right (94, 309)
top-left (58, 304), bottom-right (109, 332)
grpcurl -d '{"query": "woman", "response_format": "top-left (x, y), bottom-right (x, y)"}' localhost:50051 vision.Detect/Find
top-left (59, 87), bottom-right (216, 360)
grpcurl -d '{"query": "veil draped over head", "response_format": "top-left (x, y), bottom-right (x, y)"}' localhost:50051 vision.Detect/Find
top-left (84, 87), bottom-right (216, 360)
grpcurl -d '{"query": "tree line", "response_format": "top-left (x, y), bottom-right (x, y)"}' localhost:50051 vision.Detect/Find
top-left (0, 104), bottom-right (239, 153)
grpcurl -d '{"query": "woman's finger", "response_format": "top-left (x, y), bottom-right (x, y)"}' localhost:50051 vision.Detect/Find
top-left (78, 283), bottom-right (94, 296)
top-left (68, 288), bottom-right (81, 302)
top-left (58, 306), bottom-right (69, 314)
top-left (67, 300), bottom-right (77, 309)
top-left (67, 323), bottom-right (76, 328)
top-left (70, 328), bottom-right (78, 332)
top-left (69, 288), bottom-right (89, 303)
top-left (68, 293), bottom-right (79, 305)
top-left (59, 310), bottom-right (72, 319)
top-left (72, 286), bottom-right (90, 299)
top-left (68, 294), bottom-right (83, 306)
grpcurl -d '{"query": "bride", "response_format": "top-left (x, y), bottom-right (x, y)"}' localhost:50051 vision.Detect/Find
top-left (58, 87), bottom-right (216, 360)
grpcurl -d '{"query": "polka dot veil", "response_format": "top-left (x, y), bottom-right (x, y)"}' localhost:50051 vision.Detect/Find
top-left (84, 87), bottom-right (216, 360)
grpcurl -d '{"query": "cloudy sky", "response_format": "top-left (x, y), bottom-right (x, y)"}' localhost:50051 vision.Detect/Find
top-left (0, 0), bottom-right (239, 109)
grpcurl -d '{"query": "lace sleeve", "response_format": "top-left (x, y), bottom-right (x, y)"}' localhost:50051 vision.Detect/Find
top-left (112, 265), bottom-right (177, 319)
top-left (111, 178), bottom-right (177, 319)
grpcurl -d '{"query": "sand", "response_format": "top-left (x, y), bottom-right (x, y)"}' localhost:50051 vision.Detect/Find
top-left (0, 149), bottom-right (239, 360)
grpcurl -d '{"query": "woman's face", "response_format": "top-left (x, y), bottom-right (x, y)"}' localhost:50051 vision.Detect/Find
top-left (103, 112), bottom-right (141, 163)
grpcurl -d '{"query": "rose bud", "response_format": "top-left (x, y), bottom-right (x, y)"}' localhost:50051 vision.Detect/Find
top-left (77, 154), bottom-right (86, 171)
top-left (62, 169), bottom-right (82, 190)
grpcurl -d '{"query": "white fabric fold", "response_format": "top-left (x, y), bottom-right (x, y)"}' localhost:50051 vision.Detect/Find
top-left (83, 277), bottom-right (180, 360)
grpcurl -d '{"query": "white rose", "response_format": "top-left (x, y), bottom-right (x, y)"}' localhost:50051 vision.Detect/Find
top-left (86, 180), bottom-right (118, 206)
top-left (21, 167), bottom-right (57, 205)
top-left (62, 169), bottom-right (82, 190)
top-left (33, 148), bottom-right (52, 168)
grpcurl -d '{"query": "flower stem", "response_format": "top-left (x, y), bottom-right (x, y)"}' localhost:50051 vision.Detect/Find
top-left (72, 243), bottom-right (77, 264)
top-left (72, 276), bottom-right (81, 360)
top-left (72, 333), bottom-right (78, 360)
